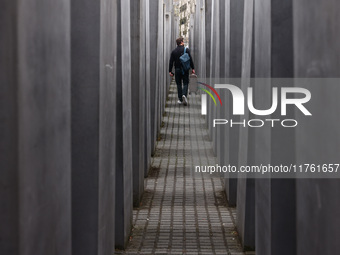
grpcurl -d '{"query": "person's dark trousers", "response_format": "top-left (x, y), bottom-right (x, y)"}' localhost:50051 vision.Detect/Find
top-left (175, 68), bottom-right (189, 101)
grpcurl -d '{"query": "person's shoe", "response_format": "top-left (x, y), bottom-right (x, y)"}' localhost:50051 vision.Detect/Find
top-left (177, 100), bottom-right (182, 104)
top-left (182, 95), bottom-right (188, 106)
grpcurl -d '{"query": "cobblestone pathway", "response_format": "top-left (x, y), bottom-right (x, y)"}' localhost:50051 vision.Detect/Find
top-left (116, 82), bottom-right (247, 255)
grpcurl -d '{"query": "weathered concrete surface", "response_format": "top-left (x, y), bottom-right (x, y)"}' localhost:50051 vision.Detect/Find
top-left (171, 3), bottom-right (177, 49)
top-left (193, 3), bottom-right (200, 70)
top-left (2, 0), bottom-right (72, 254)
top-left (236, 0), bottom-right (255, 249)
top-left (115, 0), bottom-right (133, 249)
top-left (236, 178), bottom-right (255, 250)
top-left (294, 1), bottom-right (340, 254)
top-left (219, 0), bottom-right (226, 78)
top-left (205, 0), bottom-right (216, 154)
top-left (206, 0), bottom-right (213, 133)
top-left (217, 1), bottom-right (231, 195)
top-left (230, 0), bottom-right (244, 78)
top-left (163, 0), bottom-right (172, 116)
top-left (173, 16), bottom-right (180, 44)
top-left (189, 13), bottom-right (195, 53)
top-left (149, 0), bottom-right (159, 155)
top-left (224, 0), bottom-right (244, 206)
top-left (205, 0), bottom-right (212, 78)
top-left (219, 88), bottom-right (229, 170)
top-left (0, 1), bottom-right (18, 254)
top-left (197, 0), bottom-right (207, 78)
top-left (211, 0), bottom-right (219, 156)
top-left (71, 1), bottom-right (100, 252)
top-left (19, 1), bottom-right (72, 254)
top-left (144, 0), bottom-right (152, 177)
top-left (71, 0), bottom-right (117, 253)
top-left (252, 2), bottom-right (274, 254)
top-left (98, 1), bottom-right (117, 253)
top-left (216, 0), bottom-right (225, 165)
top-left (131, 0), bottom-right (145, 208)
top-left (155, 0), bottom-right (164, 149)
top-left (253, 0), bottom-right (296, 254)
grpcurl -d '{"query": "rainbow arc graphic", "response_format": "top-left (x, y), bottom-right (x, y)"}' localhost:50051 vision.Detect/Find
top-left (197, 82), bottom-right (222, 106)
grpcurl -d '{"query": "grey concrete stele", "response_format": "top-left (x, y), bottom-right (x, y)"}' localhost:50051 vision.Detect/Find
top-left (149, 0), bottom-right (159, 156)
top-left (0, 0), bottom-right (72, 254)
top-left (115, 0), bottom-right (133, 250)
top-left (3, 0), bottom-right (340, 255)
top-left (144, 0), bottom-right (152, 178)
top-left (225, 0), bottom-right (245, 207)
top-left (131, 0), bottom-right (145, 208)
top-left (294, 0), bottom-right (340, 255)
top-left (236, 0), bottom-right (255, 250)
top-left (191, 0), bottom-right (340, 254)
top-left (253, 0), bottom-right (296, 254)
top-left (71, 0), bottom-right (117, 254)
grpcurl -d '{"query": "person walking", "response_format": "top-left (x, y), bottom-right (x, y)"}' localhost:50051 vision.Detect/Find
top-left (169, 37), bottom-right (195, 106)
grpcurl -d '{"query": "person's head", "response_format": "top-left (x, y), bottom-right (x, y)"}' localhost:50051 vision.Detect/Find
top-left (176, 37), bottom-right (184, 46)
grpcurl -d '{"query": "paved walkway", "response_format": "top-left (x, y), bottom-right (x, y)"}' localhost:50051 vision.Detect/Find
top-left (116, 81), bottom-right (246, 255)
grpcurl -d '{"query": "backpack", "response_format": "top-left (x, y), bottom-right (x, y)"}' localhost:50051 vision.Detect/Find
top-left (180, 47), bottom-right (191, 73)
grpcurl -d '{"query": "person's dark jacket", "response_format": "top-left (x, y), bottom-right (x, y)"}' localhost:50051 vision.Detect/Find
top-left (169, 45), bottom-right (195, 73)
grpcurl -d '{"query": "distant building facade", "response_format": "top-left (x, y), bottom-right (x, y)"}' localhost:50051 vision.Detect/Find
top-left (173, 0), bottom-right (196, 45)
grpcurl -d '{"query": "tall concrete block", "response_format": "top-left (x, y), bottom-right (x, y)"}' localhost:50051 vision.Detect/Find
top-left (230, 0), bottom-right (244, 78)
top-left (193, 2), bottom-right (199, 73)
top-left (293, 0), bottom-right (340, 254)
top-left (219, 88), bottom-right (229, 169)
top-left (161, 4), bottom-right (166, 120)
top-left (149, 0), bottom-right (159, 154)
top-left (71, 0), bottom-right (117, 253)
top-left (164, 1), bottom-right (172, 109)
top-left (205, 0), bottom-right (212, 78)
top-left (212, 0), bottom-right (220, 152)
top-left (215, 0), bottom-right (225, 165)
top-left (216, 0), bottom-right (228, 170)
top-left (155, 0), bottom-right (164, 143)
top-left (222, 0), bottom-right (238, 206)
top-left (0, 0), bottom-right (71, 254)
top-left (131, 0), bottom-right (145, 207)
top-left (210, 0), bottom-right (220, 79)
top-left (194, 1), bottom-right (199, 71)
top-left (144, 0), bottom-right (152, 177)
top-left (204, 0), bottom-right (215, 139)
top-left (253, 2), bottom-right (275, 255)
top-left (198, 0), bottom-right (206, 78)
top-left (225, 0), bottom-right (244, 206)
top-left (170, 2), bottom-right (176, 59)
top-left (219, 0), bottom-right (226, 78)
top-left (253, 0), bottom-right (296, 254)
top-left (207, 0), bottom-right (218, 150)
top-left (174, 16), bottom-right (180, 42)
top-left (189, 13), bottom-right (195, 52)
top-left (98, 1), bottom-right (117, 253)
top-left (194, 3), bottom-right (200, 71)
top-left (236, 0), bottom-right (255, 249)
top-left (115, 0), bottom-right (133, 249)
top-left (18, 1), bottom-right (72, 250)
top-left (0, 1), bottom-right (19, 253)
top-left (236, 178), bottom-right (255, 250)
top-left (224, 0), bottom-right (230, 79)
top-left (296, 180), bottom-right (340, 255)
